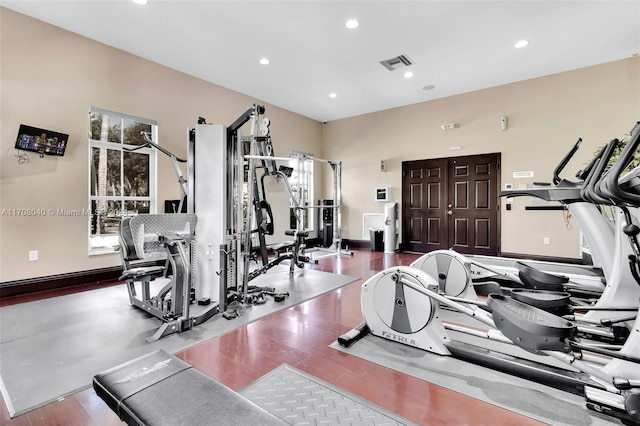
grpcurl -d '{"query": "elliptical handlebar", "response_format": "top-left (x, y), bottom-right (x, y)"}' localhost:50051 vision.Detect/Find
top-left (600, 122), bottom-right (640, 205)
top-left (592, 121), bottom-right (640, 289)
top-left (580, 140), bottom-right (619, 204)
top-left (553, 138), bottom-right (582, 185)
top-left (576, 143), bottom-right (606, 182)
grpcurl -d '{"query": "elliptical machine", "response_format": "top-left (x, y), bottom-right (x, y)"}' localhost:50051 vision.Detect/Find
top-left (342, 123), bottom-right (640, 423)
top-left (410, 133), bottom-right (640, 344)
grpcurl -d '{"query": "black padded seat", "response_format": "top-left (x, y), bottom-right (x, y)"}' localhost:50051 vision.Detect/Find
top-left (119, 266), bottom-right (164, 282)
top-left (93, 350), bottom-right (285, 426)
top-left (268, 241), bottom-right (295, 252)
top-left (284, 229), bottom-right (309, 237)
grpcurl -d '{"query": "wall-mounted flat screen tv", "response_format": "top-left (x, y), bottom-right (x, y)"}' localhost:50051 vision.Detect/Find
top-left (15, 124), bottom-right (69, 156)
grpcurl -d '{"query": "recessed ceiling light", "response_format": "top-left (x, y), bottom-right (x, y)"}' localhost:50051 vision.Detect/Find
top-left (131, 0), bottom-right (147, 4)
top-left (514, 40), bottom-right (529, 49)
top-left (404, 71), bottom-right (414, 79)
top-left (329, 93), bottom-right (337, 98)
top-left (422, 85), bottom-right (436, 91)
top-left (345, 19), bottom-right (359, 29)
top-left (259, 58), bottom-right (270, 65)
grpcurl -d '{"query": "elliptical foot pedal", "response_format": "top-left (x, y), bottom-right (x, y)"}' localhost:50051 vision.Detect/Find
top-left (510, 288), bottom-right (571, 313)
top-left (473, 281), bottom-right (503, 296)
top-left (487, 294), bottom-right (576, 353)
top-left (516, 262), bottom-right (569, 291)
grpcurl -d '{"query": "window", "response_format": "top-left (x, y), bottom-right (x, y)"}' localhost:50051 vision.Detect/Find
top-left (288, 151), bottom-right (314, 231)
top-left (88, 108), bottom-right (157, 254)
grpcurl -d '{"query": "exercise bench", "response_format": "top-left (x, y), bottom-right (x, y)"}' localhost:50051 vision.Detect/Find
top-left (93, 349), bottom-right (285, 426)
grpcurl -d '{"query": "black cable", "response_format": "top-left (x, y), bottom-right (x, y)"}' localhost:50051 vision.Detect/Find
top-left (15, 150), bottom-right (29, 164)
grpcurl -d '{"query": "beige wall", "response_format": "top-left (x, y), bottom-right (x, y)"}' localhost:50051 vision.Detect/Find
top-left (322, 57), bottom-right (640, 257)
top-left (0, 8), bottom-right (322, 282)
top-left (2, 7), bottom-right (639, 283)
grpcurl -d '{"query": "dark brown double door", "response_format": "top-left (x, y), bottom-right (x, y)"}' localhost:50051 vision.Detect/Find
top-left (402, 153), bottom-right (501, 255)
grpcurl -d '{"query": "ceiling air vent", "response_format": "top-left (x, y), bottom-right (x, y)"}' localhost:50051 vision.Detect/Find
top-left (380, 54), bottom-right (413, 71)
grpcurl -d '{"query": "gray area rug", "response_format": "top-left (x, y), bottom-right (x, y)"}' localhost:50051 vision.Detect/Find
top-left (330, 332), bottom-right (619, 426)
top-left (0, 265), bottom-right (357, 417)
top-left (240, 364), bottom-right (417, 425)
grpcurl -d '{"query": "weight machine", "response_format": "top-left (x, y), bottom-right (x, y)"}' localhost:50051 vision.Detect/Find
top-left (118, 213), bottom-right (218, 342)
top-left (118, 105), bottom-right (308, 339)
top-left (190, 104), bottom-right (322, 317)
top-left (122, 103), bottom-right (358, 334)
top-left (304, 155), bottom-right (354, 261)
top-left (244, 151), bottom-right (354, 262)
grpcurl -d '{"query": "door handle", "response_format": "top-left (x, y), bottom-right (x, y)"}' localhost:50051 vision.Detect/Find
top-left (447, 210), bottom-right (453, 216)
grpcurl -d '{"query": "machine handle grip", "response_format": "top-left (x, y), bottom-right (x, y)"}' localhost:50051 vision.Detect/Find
top-left (601, 122), bottom-right (640, 204)
top-left (553, 138), bottom-right (582, 185)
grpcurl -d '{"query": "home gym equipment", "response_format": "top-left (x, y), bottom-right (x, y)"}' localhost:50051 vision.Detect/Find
top-left (187, 105), bottom-right (282, 317)
top-left (118, 213), bottom-right (218, 342)
top-left (410, 249), bottom-right (634, 344)
top-left (445, 137), bottom-right (618, 299)
top-left (118, 104), bottom-right (347, 334)
top-left (305, 155), bottom-right (355, 260)
top-left (479, 136), bottom-right (613, 294)
top-left (93, 349), bottom-right (285, 426)
top-left (244, 150), bottom-right (354, 262)
top-left (189, 105), bottom-right (319, 316)
top-left (497, 133), bottom-right (640, 326)
top-left (438, 133), bottom-right (640, 333)
top-left (342, 123), bottom-right (640, 423)
top-left (117, 105), bottom-right (296, 337)
top-left (411, 126), bottom-right (640, 336)
top-left (496, 135), bottom-right (640, 304)
top-left (244, 148), bottom-right (315, 278)
top-left (349, 263), bottom-right (640, 422)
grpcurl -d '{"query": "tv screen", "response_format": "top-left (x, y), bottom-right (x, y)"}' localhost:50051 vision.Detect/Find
top-left (15, 124), bottom-right (69, 156)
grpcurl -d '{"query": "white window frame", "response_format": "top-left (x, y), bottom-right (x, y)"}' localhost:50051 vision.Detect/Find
top-left (88, 107), bottom-right (158, 255)
top-left (289, 150), bottom-right (314, 231)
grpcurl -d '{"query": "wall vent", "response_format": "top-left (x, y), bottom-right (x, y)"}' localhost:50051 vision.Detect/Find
top-left (380, 54), bottom-right (413, 71)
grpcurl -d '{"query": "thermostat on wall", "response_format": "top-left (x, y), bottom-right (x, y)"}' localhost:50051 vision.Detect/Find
top-left (375, 187), bottom-right (390, 202)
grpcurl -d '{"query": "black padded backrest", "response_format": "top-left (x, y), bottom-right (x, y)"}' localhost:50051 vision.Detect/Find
top-left (118, 216), bottom-right (139, 262)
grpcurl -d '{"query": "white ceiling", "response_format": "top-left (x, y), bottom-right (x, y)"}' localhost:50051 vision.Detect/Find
top-left (2, 1), bottom-right (639, 122)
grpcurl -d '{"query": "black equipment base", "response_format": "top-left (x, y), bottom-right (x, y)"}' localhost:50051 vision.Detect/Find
top-left (445, 340), bottom-right (605, 396)
top-left (93, 350), bottom-right (285, 426)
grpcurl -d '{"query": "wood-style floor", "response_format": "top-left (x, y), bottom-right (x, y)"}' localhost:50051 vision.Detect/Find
top-left (0, 249), bottom-right (545, 426)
